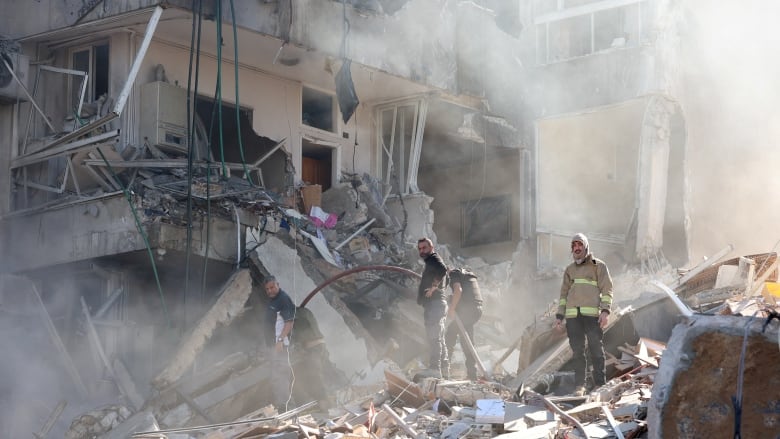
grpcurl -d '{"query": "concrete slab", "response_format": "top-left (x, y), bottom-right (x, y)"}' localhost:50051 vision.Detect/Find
top-left (648, 314), bottom-right (780, 438)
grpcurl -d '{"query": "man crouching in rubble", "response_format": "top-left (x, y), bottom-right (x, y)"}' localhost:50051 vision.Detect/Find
top-left (445, 267), bottom-right (484, 380)
top-left (263, 275), bottom-right (296, 411)
top-left (417, 237), bottom-right (449, 379)
top-left (554, 233), bottom-right (613, 396)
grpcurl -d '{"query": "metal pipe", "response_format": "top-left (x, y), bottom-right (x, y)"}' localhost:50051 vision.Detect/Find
top-left (299, 264), bottom-right (420, 307)
top-left (299, 264), bottom-right (491, 379)
top-left (334, 218), bottom-right (376, 250)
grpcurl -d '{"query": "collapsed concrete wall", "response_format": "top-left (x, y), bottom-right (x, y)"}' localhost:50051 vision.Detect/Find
top-left (252, 234), bottom-right (374, 381)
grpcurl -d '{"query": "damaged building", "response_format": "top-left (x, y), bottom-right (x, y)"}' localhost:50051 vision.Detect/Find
top-left (1, 0), bottom-right (780, 438)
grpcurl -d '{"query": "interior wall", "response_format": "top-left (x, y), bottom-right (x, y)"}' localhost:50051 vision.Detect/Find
top-left (418, 150), bottom-right (521, 263)
top-left (535, 99), bottom-right (646, 267)
top-left (135, 39), bottom-right (383, 186)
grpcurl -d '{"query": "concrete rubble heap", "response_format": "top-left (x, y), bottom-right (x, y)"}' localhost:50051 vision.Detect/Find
top-left (44, 171), bottom-right (780, 438)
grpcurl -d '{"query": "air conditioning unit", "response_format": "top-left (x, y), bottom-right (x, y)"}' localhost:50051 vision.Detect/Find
top-left (0, 52), bottom-right (30, 103)
top-left (140, 81), bottom-right (188, 155)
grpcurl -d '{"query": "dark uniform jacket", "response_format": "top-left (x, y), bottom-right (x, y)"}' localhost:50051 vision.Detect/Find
top-left (449, 268), bottom-right (483, 312)
top-left (418, 252), bottom-right (448, 305)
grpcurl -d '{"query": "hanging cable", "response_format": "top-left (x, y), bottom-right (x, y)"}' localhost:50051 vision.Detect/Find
top-left (229, 0), bottom-right (254, 186)
top-left (96, 147), bottom-right (170, 327)
top-left (184, 0), bottom-right (205, 316)
top-left (216, 0), bottom-right (227, 177)
top-left (732, 312), bottom-right (758, 439)
top-left (200, 155), bottom-right (213, 299)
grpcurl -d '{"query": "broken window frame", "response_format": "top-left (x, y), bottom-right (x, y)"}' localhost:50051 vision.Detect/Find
top-left (375, 97), bottom-right (428, 198)
top-left (67, 40), bottom-right (109, 123)
top-left (534, 0), bottom-right (648, 64)
top-left (10, 6), bottom-right (162, 211)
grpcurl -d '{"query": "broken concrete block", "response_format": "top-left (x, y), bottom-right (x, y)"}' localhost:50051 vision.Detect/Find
top-left (440, 421), bottom-right (471, 439)
top-left (648, 314), bottom-right (780, 438)
top-left (524, 409), bottom-right (557, 426)
top-left (475, 399), bottom-right (504, 424)
top-left (503, 402), bottom-right (547, 432)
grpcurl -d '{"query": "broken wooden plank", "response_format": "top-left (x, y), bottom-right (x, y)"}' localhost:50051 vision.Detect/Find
top-left (638, 337), bottom-right (666, 357)
top-left (381, 404), bottom-right (420, 439)
top-left (384, 369), bottom-right (426, 407)
top-left (153, 269), bottom-right (253, 388)
top-left (602, 405), bottom-right (626, 439)
top-left (617, 346), bottom-right (658, 368)
top-left (672, 244), bottom-right (733, 289)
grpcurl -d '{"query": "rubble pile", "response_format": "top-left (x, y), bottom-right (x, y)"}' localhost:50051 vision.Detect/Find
top-left (115, 335), bottom-right (663, 439)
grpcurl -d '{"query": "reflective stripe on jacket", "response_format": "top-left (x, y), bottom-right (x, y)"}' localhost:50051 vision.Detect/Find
top-left (557, 254), bottom-right (613, 318)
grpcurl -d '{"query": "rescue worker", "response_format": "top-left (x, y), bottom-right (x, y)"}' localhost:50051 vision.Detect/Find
top-left (417, 237), bottom-right (449, 378)
top-left (445, 267), bottom-right (483, 380)
top-left (554, 233), bottom-right (613, 396)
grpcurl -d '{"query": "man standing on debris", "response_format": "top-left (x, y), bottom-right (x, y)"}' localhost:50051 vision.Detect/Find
top-left (264, 275), bottom-right (296, 411)
top-left (417, 237), bottom-right (449, 378)
top-left (555, 233), bottom-right (613, 396)
top-left (445, 267), bottom-right (484, 380)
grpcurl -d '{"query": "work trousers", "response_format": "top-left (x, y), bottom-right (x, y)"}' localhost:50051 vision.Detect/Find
top-left (268, 345), bottom-right (295, 411)
top-left (444, 306), bottom-right (483, 379)
top-left (423, 299), bottom-right (448, 374)
top-left (565, 312), bottom-right (606, 388)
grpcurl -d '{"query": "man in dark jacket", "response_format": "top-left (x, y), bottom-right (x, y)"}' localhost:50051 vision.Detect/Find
top-left (417, 237), bottom-right (448, 378)
top-left (445, 268), bottom-right (484, 380)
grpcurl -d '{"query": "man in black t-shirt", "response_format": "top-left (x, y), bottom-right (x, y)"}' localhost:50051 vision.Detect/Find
top-left (264, 275), bottom-right (296, 411)
top-left (445, 268), bottom-right (484, 380)
top-left (417, 237), bottom-right (449, 378)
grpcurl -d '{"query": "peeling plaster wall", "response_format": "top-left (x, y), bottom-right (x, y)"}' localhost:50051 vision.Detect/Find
top-left (252, 234), bottom-right (372, 380)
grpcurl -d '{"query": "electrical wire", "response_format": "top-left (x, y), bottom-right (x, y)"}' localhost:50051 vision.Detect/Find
top-left (732, 312), bottom-right (758, 439)
top-left (184, 0), bottom-right (203, 319)
top-left (96, 147), bottom-right (170, 327)
top-left (215, 0), bottom-right (227, 177)
top-left (229, 0), bottom-right (254, 186)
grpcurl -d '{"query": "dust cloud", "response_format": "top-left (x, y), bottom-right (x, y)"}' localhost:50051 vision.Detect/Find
top-left (677, 0), bottom-right (780, 262)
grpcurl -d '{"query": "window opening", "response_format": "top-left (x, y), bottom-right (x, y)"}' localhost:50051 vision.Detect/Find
top-left (69, 42), bottom-right (109, 119)
top-left (302, 87), bottom-right (336, 133)
top-left (534, 0), bottom-right (648, 64)
top-left (377, 98), bottom-right (428, 197)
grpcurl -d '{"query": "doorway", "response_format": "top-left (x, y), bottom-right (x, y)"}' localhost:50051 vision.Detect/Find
top-left (301, 140), bottom-right (333, 191)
